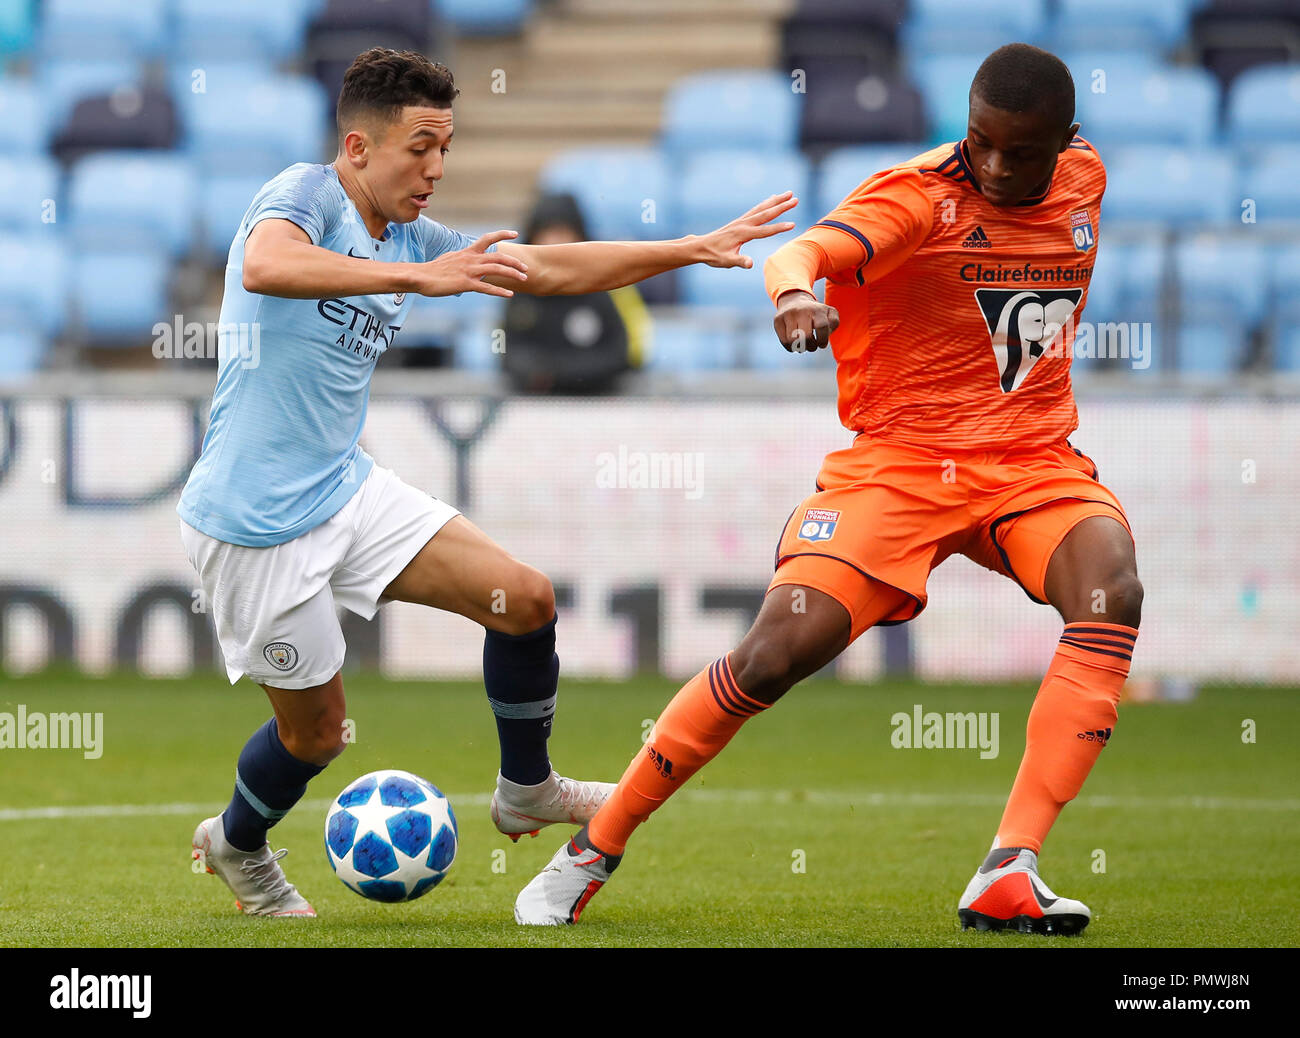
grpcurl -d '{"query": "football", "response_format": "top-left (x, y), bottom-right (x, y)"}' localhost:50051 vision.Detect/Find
top-left (324, 769), bottom-right (458, 902)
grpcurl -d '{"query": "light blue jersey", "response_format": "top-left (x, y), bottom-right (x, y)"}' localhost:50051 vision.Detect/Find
top-left (178, 163), bottom-right (477, 547)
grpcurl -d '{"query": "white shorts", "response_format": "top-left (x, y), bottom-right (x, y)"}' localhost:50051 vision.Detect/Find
top-left (180, 464), bottom-right (460, 689)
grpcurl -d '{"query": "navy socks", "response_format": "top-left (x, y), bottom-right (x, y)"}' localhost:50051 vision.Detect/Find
top-left (222, 717), bottom-right (325, 852)
top-left (483, 615), bottom-right (559, 786)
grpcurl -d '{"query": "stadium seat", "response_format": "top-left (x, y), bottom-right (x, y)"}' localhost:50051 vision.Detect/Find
top-left (902, 0), bottom-right (1048, 55)
top-left (71, 248), bottom-right (170, 341)
top-left (1176, 321), bottom-right (1250, 374)
top-left (1075, 67), bottom-right (1218, 150)
top-left (1051, 0), bottom-right (1204, 53)
top-left (0, 0), bottom-right (35, 58)
top-left (539, 147), bottom-right (673, 242)
top-left (1267, 243), bottom-right (1300, 370)
top-left (1079, 236), bottom-right (1169, 376)
top-left (1174, 234), bottom-right (1270, 331)
top-left (0, 155), bottom-right (59, 232)
top-left (0, 330), bottom-right (48, 378)
top-left (177, 74), bottom-right (331, 176)
top-left (67, 151), bottom-right (198, 257)
top-left (679, 238), bottom-right (785, 310)
top-left (816, 144), bottom-right (928, 215)
top-left (37, 58), bottom-right (145, 129)
top-left (780, 0), bottom-right (903, 76)
top-left (36, 0), bottom-right (170, 59)
top-left (198, 174), bottom-right (275, 261)
top-left (675, 150), bottom-right (811, 239)
top-left (1102, 147), bottom-right (1237, 224)
top-left (0, 233), bottom-right (69, 338)
top-left (1227, 64), bottom-right (1300, 145)
top-left (1241, 146), bottom-right (1300, 223)
top-left (51, 86), bottom-right (179, 165)
top-left (909, 54), bottom-right (982, 146)
top-left (800, 68), bottom-right (927, 149)
top-left (0, 79), bottom-right (50, 154)
top-left (433, 0), bottom-right (533, 35)
top-left (645, 313), bottom-right (739, 372)
top-left (662, 71), bottom-right (800, 155)
top-left (166, 60), bottom-right (279, 115)
top-left (172, 0), bottom-right (319, 63)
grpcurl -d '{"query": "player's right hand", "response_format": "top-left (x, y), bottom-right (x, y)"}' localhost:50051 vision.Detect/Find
top-left (414, 230), bottom-right (529, 298)
top-left (773, 290), bottom-right (839, 353)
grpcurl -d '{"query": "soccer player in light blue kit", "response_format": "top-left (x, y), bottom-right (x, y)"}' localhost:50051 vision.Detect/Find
top-left (182, 48), bottom-right (797, 915)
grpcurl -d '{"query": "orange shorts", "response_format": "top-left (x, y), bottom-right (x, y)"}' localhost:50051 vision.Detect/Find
top-left (769, 435), bottom-right (1132, 639)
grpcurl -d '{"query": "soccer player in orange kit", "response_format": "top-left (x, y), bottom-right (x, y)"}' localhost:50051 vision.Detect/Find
top-left (515, 43), bottom-right (1141, 936)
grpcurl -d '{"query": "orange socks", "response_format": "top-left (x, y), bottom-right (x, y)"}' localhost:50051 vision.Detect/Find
top-left (995, 622), bottom-right (1138, 853)
top-left (588, 654), bottom-right (767, 855)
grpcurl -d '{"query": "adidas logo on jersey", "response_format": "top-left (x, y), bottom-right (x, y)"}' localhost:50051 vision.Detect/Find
top-left (962, 226), bottom-right (992, 248)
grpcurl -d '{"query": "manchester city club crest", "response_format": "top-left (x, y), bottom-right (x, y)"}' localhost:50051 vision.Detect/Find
top-left (263, 642), bottom-right (299, 671)
top-left (393, 293), bottom-right (406, 305)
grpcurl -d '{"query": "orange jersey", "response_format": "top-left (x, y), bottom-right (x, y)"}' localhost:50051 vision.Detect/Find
top-left (766, 138), bottom-right (1106, 450)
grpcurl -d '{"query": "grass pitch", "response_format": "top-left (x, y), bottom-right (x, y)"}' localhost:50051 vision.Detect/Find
top-left (0, 670), bottom-right (1296, 948)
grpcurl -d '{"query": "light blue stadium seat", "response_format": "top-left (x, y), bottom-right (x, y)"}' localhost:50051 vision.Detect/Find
top-left (902, 0), bottom-right (1047, 55)
top-left (679, 237), bottom-right (785, 310)
top-left (0, 79), bottom-right (50, 154)
top-left (177, 74), bottom-right (330, 176)
top-left (166, 60), bottom-right (278, 116)
top-left (1080, 235), bottom-right (1168, 376)
top-left (434, 0), bottom-right (533, 35)
top-left (0, 0), bottom-right (36, 58)
top-left (676, 150), bottom-right (811, 239)
top-left (816, 143), bottom-right (928, 216)
top-left (1076, 67), bottom-right (1217, 150)
top-left (539, 147), bottom-right (672, 242)
top-left (68, 151), bottom-right (198, 256)
top-left (0, 155), bottom-right (59, 232)
top-left (198, 174), bottom-right (269, 260)
top-left (743, 317), bottom-right (837, 372)
top-left (73, 248), bottom-right (169, 341)
top-left (1176, 321), bottom-right (1248, 375)
top-left (0, 232), bottom-right (69, 338)
top-left (1242, 147), bottom-right (1300, 223)
top-left (909, 53), bottom-right (982, 145)
top-left (1228, 65), bottom-right (1300, 146)
top-left (662, 71), bottom-right (800, 155)
top-left (452, 315), bottom-right (509, 371)
top-left (1268, 244), bottom-right (1300, 370)
top-left (1174, 236), bottom-right (1269, 339)
top-left (172, 0), bottom-right (317, 63)
top-left (0, 330), bottom-right (48, 378)
top-left (37, 0), bottom-right (169, 59)
top-left (1051, 0), bottom-right (1203, 53)
top-left (645, 314), bottom-right (738, 372)
top-left (37, 58), bottom-right (145, 129)
top-left (1058, 50), bottom-right (1161, 99)
top-left (1102, 147), bottom-right (1237, 225)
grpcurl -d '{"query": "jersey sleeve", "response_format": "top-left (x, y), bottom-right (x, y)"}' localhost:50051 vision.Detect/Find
top-left (244, 165), bottom-right (341, 245)
top-left (766, 168), bottom-right (933, 302)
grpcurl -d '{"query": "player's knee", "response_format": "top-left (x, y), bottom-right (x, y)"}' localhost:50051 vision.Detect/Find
top-left (496, 566), bottom-right (555, 635)
top-left (730, 639), bottom-right (803, 704)
top-left (1099, 572), bottom-right (1143, 627)
top-left (280, 712), bottom-right (349, 767)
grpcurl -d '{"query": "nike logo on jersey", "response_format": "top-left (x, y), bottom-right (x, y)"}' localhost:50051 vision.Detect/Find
top-left (961, 226), bottom-right (992, 248)
top-left (347, 246), bottom-right (370, 259)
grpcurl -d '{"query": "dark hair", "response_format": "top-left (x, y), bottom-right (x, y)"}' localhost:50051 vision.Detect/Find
top-left (970, 43), bottom-right (1074, 130)
top-left (336, 47), bottom-right (458, 143)
top-left (525, 192), bottom-right (590, 244)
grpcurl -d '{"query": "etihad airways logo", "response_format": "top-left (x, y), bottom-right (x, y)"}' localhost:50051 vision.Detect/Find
top-left (317, 299), bottom-right (401, 360)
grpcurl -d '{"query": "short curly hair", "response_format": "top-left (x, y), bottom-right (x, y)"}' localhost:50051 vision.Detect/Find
top-left (970, 43), bottom-right (1074, 130)
top-left (336, 47), bottom-right (459, 144)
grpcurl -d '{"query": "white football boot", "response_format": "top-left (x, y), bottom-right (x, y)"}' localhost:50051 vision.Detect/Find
top-left (957, 845), bottom-right (1090, 935)
top-left (490, 770), bottom-right (615, 842)
top-left (191, 814), bottom-right (316, 917)
top-left (514, 827), bottom-right (620, 925)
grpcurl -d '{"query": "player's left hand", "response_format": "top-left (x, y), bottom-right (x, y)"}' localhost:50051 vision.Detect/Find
top-left (695, 192), bottom-right (798, 269)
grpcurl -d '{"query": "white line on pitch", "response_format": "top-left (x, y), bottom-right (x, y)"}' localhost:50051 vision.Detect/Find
top-left (1, 788), bottom-right (1296, 822)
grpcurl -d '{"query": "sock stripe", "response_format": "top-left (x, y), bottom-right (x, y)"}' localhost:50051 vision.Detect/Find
top-left (718, 655), bottom-right (768, 714)
top-left (486, 694), bottom-right (557, 720)
top-left (707, 660), bottom-right (752, 718)
top-left (710, 659), bottom-right (765, 717)
top-left (234, 773), bottom-right (289, 821)
top-left (1061, 634), bottom-right (1136, 653)
top-left (1059, 637), bottom-right (1133, 662)
top-left (1064, 624), bottom-right (1137, 642)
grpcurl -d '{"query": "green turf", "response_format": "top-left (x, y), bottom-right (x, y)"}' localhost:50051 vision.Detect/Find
top-left (0, 670), bottom-right (1296, 947)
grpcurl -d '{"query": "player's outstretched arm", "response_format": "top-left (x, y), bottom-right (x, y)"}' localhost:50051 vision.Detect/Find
top-left (242, 220), bottom-right (528, 300)
top-left (482, 192), bottom-right (798, 296)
